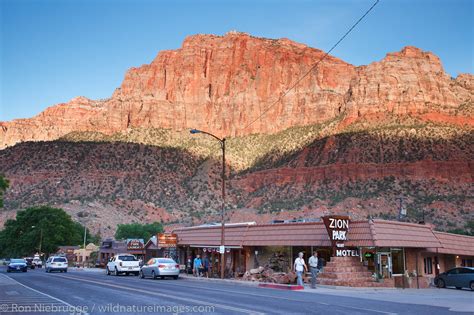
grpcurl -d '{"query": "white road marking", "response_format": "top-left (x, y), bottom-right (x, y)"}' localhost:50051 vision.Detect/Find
top-left (57, 274), bottom-right (264, 315)
top-left (0, 274), bottom-right (89, 314)
top-left (86, 273), bottom-right (398, 314)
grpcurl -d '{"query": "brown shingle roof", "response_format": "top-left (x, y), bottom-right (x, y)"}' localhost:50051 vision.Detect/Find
top-left (370, 220), bottom-right (441, 248)
top-left (242, 222), bottom-right (331, 246)
top-left (428, 232), bottom-right (474, 256)
top-left (174, 220), bottom-right (448, 250)
top-left (175, 225), bottom-right (249, 247)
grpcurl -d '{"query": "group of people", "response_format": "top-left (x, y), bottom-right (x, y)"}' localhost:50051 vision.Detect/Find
top-left (192, 254), bottom-right (211, 277)
top-left (189, 251), bottom-right (321, 287)
top-left (294, 251), bottom-right (320, 289)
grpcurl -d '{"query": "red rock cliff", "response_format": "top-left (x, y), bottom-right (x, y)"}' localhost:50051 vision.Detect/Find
top-left (1, 32), bottom-right (472, 149)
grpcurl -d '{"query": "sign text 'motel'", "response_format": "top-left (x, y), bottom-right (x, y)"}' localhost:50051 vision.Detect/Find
top-left (322, 215), bottom-right (359, 257)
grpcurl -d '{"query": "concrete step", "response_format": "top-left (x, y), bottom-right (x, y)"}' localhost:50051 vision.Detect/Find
top-left (325, 262), bottom-right (363, 268)
top-left (322, 266), bottom-right (368, 273)
top-left (317, 278), bottom-right (395, 287)
top-left (318, 271), bottom-right (373, 280)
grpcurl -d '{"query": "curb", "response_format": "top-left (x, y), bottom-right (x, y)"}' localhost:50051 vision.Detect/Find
top-left (180, 275), bottom-right (259, 287)
top-left (258, 283), bottom-right (304, 290)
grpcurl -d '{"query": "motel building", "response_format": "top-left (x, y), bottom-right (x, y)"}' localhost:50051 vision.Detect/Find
top-left (172, 217), bottom-right (474, 288)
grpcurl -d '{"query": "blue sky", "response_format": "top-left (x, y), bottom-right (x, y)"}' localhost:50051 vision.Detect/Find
top-left (1, 0), bottom-right (472, 121)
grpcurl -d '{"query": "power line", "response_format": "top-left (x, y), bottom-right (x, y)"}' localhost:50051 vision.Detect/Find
top-left (241, 0), bottom-right (380, 132)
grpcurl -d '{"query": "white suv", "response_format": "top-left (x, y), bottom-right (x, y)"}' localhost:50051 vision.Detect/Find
top-left (106, 254), bottom-right (140, 276)
top-left (45, 256), bottom-right (68, 273)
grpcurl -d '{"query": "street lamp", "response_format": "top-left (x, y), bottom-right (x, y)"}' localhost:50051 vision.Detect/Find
top-left (190, 128), bottom-right (226, 279)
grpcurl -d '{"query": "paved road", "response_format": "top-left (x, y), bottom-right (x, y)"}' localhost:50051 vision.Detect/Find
top-left (0, 267), bottom-right (468, 315)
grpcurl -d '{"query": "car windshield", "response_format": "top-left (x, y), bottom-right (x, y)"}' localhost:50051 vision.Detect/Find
top-left (157, 259), bottom-right (175, 264)
top-left (53, 257), bottom-right (67, 262)
top-left (118, 255), bottom-right (137, 261)
top-left (11, 259), bottom-right (25, 263)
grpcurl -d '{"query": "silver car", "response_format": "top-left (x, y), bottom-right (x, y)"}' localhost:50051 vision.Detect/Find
top-left (139, 258), bottom-right (179, 280)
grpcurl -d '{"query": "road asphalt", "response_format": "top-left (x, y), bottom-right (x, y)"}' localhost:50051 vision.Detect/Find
top-left (0, 267), bottom-right (472, 314)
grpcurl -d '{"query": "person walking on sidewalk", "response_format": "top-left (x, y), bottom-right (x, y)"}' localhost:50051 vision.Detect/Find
top-left (193, 255), bottom-right (203, 277)
top-left (309, 251), bottom-right (319, 289)
top-left (202, 255), bottom-right (210, 278)
top-left (294, 252), bottom-right (308, 287)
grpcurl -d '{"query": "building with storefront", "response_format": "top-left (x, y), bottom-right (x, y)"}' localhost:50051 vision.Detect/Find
top-left (173, 219), bottom-right (474, 288)
top-left (144, 234), bottom-right (179, 263)
top-left (74, 243), bottom-right (99, 266)
top-left (97, 239), bottom-right (146, 266)
top-left (56, 246), bottom-right (80, 265)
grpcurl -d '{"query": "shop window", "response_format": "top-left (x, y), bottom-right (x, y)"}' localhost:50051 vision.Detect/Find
top-left (461, 259), bottom-right (473, 267)
top-left (424, 257), bottom-right (433, 274)
top-left (391, 249), bottom-right (404, 274)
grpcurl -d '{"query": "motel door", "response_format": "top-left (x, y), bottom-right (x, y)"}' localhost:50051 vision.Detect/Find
top-left (377, 253), bottom-right (392, 278)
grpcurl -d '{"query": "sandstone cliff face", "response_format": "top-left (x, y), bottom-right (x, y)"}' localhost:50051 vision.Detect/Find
top-left (1, 32), bottom-right (472, 149)
top-left (345, 46), bottom-right (472, 119)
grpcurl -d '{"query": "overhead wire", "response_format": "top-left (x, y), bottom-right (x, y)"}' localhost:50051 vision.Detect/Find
top-left (240, 0), bottom-right (380, 132)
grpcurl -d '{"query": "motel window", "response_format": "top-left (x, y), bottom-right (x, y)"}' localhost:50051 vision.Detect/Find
top-left (424, 257), bottom-right (433, 274)
top-left (461, 259), bottom-right (473, 267)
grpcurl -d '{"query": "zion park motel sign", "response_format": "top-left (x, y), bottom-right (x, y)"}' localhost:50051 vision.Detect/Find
top-left (322, 216), bottom-right (359, 257)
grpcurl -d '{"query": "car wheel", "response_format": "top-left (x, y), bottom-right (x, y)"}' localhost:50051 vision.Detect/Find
top-left (470, 281), bottom-right (474, 291)
top-left (106, 267), bottom-right (111, 275)
top-left (139, 271), bottom-right (145, 279)
top-left (134, 272), bottom-right (139, 276)
top-left (125, 272), bottom-right (129, 276)
top-left (151, 271), bottom-right (157, 279)
top-left (173, 275), bottom-right (179, 280)
top-left (456, 287), bottom-right (462, 290)
top-left (438, 279), bottom-right (446, 288)
top-left (64, 269), bottom-right (67, 273)
top-left (114, 267), bottom-right (119, 276)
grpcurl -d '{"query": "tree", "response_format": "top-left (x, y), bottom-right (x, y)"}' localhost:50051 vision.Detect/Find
top-left (0, 174), bottom-right (9, 208)
top-left (0, 206), bottom-right (98, 257)
top-left (115, 222), bottom-right (163, 240)
top-left (447, 220), bottom-right (474, 236)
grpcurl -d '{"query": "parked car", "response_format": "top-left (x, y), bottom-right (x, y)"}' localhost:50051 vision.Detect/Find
top-left (435, 267), bottom-right (474, 290)
top-left (139, 258), bottom-right (179, 280)
top-left (45, 256), bottom-right (68, 273)
top-left (106, 254), bottom-right (140, 276)
top-left (32, 257), bottom-right (43, 268)
top-left (7, 259), bottom-right (28, 273)
top-left (24, 257), bottom-right (35, 269)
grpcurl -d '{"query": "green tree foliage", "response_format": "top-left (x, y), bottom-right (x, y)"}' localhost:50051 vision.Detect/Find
top-left (0, 206), bottom-right (98, 257)
top-left (115, 222), bottom-right (163, 241)
top-left (0, 174), bottom-right (9, 208)
top-left (447, 220), bottom-right (474, 236)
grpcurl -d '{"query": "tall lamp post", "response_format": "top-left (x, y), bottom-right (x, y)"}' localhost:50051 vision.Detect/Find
top-left (190, 128), bottom-right (226, 279)
top-left (31, 225), bottom-right (43, 255)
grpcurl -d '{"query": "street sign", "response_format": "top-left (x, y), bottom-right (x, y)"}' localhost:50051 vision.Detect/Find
top-left (219, 245), bottom-right (225, 254)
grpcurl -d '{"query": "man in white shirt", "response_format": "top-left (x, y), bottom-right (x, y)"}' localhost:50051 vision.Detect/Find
top-left (293, 252), bottom-right (308, 286)
top-left (308, 251), bottom-right (319, 289)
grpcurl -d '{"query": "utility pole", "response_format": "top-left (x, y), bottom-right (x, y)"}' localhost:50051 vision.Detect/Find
top-left (397, 196), bottom-right (406, 221)
top-left (39, 228), bottom-right (43, 255)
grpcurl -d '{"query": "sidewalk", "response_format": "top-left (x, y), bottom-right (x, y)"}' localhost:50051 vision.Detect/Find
top-left (179, 273), bottom-right (259, 287)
